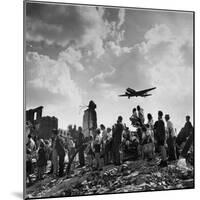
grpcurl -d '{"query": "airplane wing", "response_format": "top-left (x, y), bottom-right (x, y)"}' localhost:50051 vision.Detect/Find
top-left (118, 94), bottom-right (129, 97)
top-left (137, 87), bottom-right (156, 95)
top-left (142, 94), bottom-right (152, 97)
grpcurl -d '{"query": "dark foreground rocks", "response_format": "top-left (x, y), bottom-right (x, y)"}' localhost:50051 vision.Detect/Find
top-left (26, 159), bottom-right (194, 199)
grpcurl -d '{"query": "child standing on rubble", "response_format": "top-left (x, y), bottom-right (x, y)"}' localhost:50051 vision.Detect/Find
top-left (93, 129), bottom-right (103, 170)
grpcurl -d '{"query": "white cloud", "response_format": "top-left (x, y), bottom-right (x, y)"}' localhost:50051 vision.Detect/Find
top-left (26, 52), bottom-right (83, 108)
top-left (138, 24), bottom-right (193, 68)
top-left (26, 5), bottom-right (130, 59)
top-left (102, 89), bottom-right (120, 102)
top-left (26, 17), bottom-right (63, 45)
top-left (76, 6), bottom-right (108, 58)
top-left (145, 24), bottom-right (172, 46)
top-left (98, 83), bottom-right (120, 102)
top-left (138, 24), bottom-right (173, 55)
top-left (58, 47), bottom-right (84, 71)
top-left (26, 5), bottom-right (108, 58)
top-left (107, 41), bottom-right (132, 56)
top-left (103, 9), bottom-right (130, 57)
top-left (117, 8), bottom-right (125, 29)
top-left (136, 24), bottom-right (193, 130)
top-left (89, 66), bottom-right (121, 102)
top-left (89, 65), bottom-right (116, 84)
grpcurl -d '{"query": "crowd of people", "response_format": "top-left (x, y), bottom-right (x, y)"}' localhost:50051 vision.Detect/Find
top-left (129, 106), bottom-right (193, 167)
top-left (26, 103), bottom-right (194, 185)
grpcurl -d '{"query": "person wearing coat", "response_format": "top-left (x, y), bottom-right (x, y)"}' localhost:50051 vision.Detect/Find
top-left (112, 116), bottom-right (124, 166)
top-left (154, 111), bottom-right (167, 167)
top-left (52, 129), bottom-right (66, 177)
top-left (77, 127), bottom-right (85, 167)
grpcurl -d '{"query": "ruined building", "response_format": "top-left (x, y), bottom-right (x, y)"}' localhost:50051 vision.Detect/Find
top-left (26, 106), bottom-right (43, 124)
top-left (26, 106), bottom-right (58, 139)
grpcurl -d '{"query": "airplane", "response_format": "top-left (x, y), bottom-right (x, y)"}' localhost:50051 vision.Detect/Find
top-left (119, 87), bottom-right (156, 99)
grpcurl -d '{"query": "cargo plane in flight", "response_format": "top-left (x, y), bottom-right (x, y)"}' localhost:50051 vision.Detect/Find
top-left (119, 87), bottom-right (156, 99)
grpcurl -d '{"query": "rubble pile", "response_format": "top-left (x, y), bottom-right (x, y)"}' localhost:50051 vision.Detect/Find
top-left (26, 159), bottom-right (194, 199)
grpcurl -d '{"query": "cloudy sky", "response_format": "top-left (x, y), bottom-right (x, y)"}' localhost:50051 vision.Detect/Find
top-left (25, 2), bottom-right (193, 132)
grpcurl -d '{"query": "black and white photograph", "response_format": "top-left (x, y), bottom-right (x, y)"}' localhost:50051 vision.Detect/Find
top-left (24, 1), bottom-right (194, 199)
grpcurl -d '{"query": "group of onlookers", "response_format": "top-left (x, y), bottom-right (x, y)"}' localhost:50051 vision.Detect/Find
top-left (26, 105), bottom-right (193, 184)
top-left (129, 106), bottom-right (193, 167)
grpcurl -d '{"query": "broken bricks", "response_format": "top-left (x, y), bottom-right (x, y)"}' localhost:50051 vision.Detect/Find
top-left (26, 159), bottom-right (194, 198)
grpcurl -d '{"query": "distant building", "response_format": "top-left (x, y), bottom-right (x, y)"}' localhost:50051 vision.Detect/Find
top-left (26, 106), bottom-right (43, 124)
top-left (26, 106), bottom-right (58, 139)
